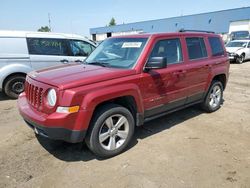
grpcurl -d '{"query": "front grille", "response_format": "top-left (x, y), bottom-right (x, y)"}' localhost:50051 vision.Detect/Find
top-left (25, 82), bottom-right (44, 110)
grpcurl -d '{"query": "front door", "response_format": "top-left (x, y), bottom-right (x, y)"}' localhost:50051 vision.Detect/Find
top-left (141, 37), bottom-right (189, 118)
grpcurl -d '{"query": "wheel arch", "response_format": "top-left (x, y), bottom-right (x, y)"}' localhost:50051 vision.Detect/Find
top-left (80, 84), bottom-right (144, 130)
top-left (93, 95), bottom-right (138, 119)
top-left (212, 74), bottom-right (227, 90)
top-left (0, 64), bottom-right (32, 90)
top-left (3, 72), bottom-right (27, 90)
top-left (241, 52), bottom-right (246, 57)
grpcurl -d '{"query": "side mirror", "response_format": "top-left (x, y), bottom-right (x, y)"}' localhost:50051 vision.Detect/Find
top-left (145, 57), bottom-right (167, 71)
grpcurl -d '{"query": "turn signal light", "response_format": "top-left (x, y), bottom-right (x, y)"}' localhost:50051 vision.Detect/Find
top-left (56, 106), bottom-right (80, 113)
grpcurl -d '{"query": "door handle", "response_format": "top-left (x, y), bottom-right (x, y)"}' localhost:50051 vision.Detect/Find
top-left (180, 70), bottom-right (187, 74)
top-left (60, 59), bottom-right (69, 64)
top-left (205, 64), bottom-right (212, 68)
top-left (172, 70), bottom-right (186, 76)
top-left (215, 62), bottom-right (223, 65)
top-left (75, 59), bottom-right (83, 63)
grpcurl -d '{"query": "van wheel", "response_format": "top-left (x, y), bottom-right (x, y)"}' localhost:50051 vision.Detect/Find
top-left (236, 54), bottom-right (245, 64)
top-left (85, 104), bottom-right (135, 158)
top-left (4, 75), bottom-right (26, 99)
top-left (201, 81), bottom-right (223, 113)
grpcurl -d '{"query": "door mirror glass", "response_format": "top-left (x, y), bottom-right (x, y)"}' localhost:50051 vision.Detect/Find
top-left (145, 57), bottom-right (167, 71)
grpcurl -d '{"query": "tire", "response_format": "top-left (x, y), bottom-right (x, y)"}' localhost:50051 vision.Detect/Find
top-left (4, 75), bottom-right (26, 99)
top-left (236, 54), bottom-right (245, 64)
top-left (85, 104), bottom-right (135, 158)
top-left (201, 81), bottom-right (223, 113)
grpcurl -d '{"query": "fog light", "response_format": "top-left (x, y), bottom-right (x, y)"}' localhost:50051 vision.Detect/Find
top-left (56, 106), bottom-right (80, 113)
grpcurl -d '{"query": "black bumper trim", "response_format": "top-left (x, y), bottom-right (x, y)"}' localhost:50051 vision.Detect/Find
top-left (24, 118), bottom-right (86, 143)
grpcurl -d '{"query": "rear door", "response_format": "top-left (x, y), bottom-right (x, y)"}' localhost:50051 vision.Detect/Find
top-left (183, 36), bottom-right (210, 104)
top-left (26, 37), bottom-right (71, 70)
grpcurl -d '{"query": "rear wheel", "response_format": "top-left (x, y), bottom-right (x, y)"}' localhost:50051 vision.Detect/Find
top-left (201, 81), bottom-right (223, 113)
top-left (85, 104), bottom-right (135, 158)
top-left (236, 54), bottom-right (245, 64)
top-left (4, 75), bottom-right (26, 99)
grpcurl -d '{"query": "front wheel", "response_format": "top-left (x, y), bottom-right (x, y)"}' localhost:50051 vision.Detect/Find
top-left (201, 81), bottom-right (223, 113)
top-left (85, 104), bottom-right (135, 158)
top-left (4, 75), bottom-right (26, 99)
top-left (236, 54), bottom-right (245, 64)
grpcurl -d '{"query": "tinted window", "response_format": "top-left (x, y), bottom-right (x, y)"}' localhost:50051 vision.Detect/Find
top-left (150, 38), bottom-right (183, 64)
top-left (208, 37), bottom-right (224, 56)
top-left (27, 38), bottom-right (69, 56)
top-left (186, 37), bottom-right (207, 60)
top-left (70, 40), bottom-right (95, 56)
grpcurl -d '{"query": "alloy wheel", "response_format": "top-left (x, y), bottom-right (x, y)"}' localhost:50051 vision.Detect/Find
top-left (98, 114), bottom-right (129, 151)
top-left (209, 85), bottom-right (222, 108)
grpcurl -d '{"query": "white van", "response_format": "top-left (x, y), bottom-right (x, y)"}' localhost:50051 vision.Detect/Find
top-left (0, 30), bottom-right (96, 98)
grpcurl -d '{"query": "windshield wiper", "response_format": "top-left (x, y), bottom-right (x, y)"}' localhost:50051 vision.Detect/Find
top-left (86, 61), bottom-right (110, 67)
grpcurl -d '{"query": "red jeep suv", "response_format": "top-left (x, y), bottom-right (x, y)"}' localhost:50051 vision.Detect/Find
top-left (18, 31), bottom-right (230, 158)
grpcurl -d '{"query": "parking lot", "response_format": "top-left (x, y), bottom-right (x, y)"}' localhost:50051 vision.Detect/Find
top-left (0, 62), bottom-right (249, 188)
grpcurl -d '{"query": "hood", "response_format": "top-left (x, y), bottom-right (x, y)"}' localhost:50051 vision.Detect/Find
top-left (226, 47), bottom-right (244, 53)
top-left (29, 63), bottom-right (136, 90)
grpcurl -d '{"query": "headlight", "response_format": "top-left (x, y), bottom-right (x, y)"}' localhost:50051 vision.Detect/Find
top-left (47, 89), bottom-right (57, 107)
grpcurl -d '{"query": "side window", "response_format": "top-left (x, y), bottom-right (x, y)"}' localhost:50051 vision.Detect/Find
top-left (27, 38), bottom-right (69, 56)
top-left (70, 40), bottom-right (95, 56)
top-left (248, 42), bottom-right (250, 48)
top-left (186, 37), bottom-right (207, 60)
top-left (149, 38), bottom-right (183, 65)
top-left (208, 37), bottom-right (224, 56)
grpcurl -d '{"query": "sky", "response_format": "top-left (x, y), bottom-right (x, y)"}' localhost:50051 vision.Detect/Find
top-left (0, 0), bottom-right (249, 37)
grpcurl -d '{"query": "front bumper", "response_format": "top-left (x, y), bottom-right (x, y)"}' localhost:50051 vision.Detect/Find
top-left (18, 94), bottom-right (88, 143)
top-left (228, 53), bottom-right (238, 61)
top-left (24, 118), bottom-right (86, 143)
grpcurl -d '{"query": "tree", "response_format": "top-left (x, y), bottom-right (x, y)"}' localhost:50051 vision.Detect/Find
top-left (109, 17), bottom-right (116, 26)
top-left (37, 26), bottom-right (51, 32)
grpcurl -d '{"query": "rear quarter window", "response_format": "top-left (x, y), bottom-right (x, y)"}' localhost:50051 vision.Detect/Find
top-left (27, 38), bottom-right (69, 56)
top-left (186, 37), bottom-right (207, 60)
top-left (208, 37), bottom-right (225, 56)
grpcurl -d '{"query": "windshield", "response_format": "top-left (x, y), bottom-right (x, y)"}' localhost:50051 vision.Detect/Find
top-left (85, 37), bottom-right (148, 69)
top-left (226, 41), bottom-right (247, 48)
top-left (231, 31), bottom-right (249, 39)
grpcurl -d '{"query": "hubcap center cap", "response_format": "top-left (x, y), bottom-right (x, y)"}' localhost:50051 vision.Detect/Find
top-left (110, 128), bottom-right (117, 136)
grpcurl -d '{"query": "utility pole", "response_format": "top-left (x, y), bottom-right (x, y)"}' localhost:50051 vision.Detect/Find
top-left (48, 13), bottom-right (52, 31)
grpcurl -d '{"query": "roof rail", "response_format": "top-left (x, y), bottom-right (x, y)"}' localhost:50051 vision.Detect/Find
top-left (179, 29), bottom-right (215, 34)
